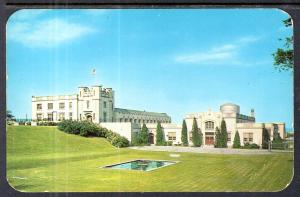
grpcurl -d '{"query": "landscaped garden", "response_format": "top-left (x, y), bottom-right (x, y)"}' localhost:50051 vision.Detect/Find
top-left (7, 125), bottom-right (293, 192)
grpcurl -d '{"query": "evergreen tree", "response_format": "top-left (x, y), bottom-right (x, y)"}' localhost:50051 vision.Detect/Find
top-left (220, 119), bottom-right (228, 148)
top-left (140, 123), bottom-right (150, 145)
top-left (155, 122), bottom-right (165, 145)
top-left (214, 127), bottom-right (221, 148)
top-left (191, 118), bottom-right (201, 147)
top-left (131, 132), bottom-right (142, 146)
top-left (181, 120), bottom-right (188, 146)
top-left (272, 129), bottom-right (284, 149)
top-left (262, 128), bottom-right (270, 149)
top-left (232, 130), bottom-right (241, 148)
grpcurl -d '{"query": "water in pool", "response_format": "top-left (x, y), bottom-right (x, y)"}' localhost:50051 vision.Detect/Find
top-left (104, 160), bottom-right (176, 171)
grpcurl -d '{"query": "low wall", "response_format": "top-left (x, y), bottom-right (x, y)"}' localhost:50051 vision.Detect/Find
top-left (99, 122), bottom-right (134, 142)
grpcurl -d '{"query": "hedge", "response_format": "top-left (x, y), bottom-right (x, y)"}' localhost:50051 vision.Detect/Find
top-left (57, 120), bottom-right (129, 148)
top-left (242, 143), bottom-right (260, 149)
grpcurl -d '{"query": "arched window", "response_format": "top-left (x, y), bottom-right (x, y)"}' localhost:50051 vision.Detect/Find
top-left (205, 121), bottom-right (214, 130)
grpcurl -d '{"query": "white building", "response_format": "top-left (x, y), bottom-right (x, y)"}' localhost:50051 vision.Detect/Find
top-left (32, 85), bottom-right (171, 124)
top-left (184, 103), bottom-right (285, 146)
top-left (32, 86), bottom-right (285, 147)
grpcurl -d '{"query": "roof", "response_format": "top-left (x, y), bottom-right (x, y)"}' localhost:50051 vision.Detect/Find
top-left (114, 108), bottom-right (170, 117)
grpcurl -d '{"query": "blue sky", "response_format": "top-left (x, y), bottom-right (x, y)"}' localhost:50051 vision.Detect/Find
top-left (6, 9), bottom-right (293, 129)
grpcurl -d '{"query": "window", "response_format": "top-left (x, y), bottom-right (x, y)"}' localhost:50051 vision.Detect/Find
top-left (47, 113), bottom-right (53, 121)
top-left (80, 114), bottom-right (82, 120)
top-left (125, 118), bottom-right (128, 122)
top-left (69, 112), bottom-right (72, 120)
top-left (59, 113), bottom-right (65, 121)
top-left (189, 132), bottom-right (193, 141)
top-left (37, 113), bottom-right (42, 121)
top-left (103, 112), bottom-right (107, 122)
top-left (59, 102), bottom-right (65, 110)
top-left (227, 132), bottom-right (231, 142)
top-left (168, 132), bottom-right (176, 141)
top-left (104, 101), bottom-right (107, 108)
top-left (243, 132), bottom-right (253, 143)
top-left (69, 102), bottom-right (72, 109)
top-left (86, 100), bottom-right (90, 109)
top-left (48, 103), bottom-right (53, 110)
top-left (120, 118), bottom-right (123, 122)
top-left (93, 113), bottom-right (95, 120)
top-left (37, 104), bottom-right (42, 110)
top-left (205, 121), bottom-right (214, 130)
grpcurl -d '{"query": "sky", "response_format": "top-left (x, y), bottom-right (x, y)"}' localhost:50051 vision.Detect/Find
top-left (6, 9), bottom-right (293, 130)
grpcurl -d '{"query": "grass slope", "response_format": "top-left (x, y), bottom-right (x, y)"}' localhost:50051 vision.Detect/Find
top-left (7, 126), bottom-right (293, 192)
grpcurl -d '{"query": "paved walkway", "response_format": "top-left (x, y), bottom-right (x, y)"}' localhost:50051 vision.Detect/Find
top-left (129, 146), bottom-right (292, 155)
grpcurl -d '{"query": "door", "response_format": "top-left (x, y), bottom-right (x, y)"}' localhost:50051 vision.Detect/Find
top-left (205, 136), bottom-right (214, 145)
top-left (149, 133), bottom-right (154, 144)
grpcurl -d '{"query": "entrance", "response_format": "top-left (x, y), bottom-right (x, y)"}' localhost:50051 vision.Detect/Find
top-left (205, 136), bottom-right (214, 145)
top-left (149, 133), bottom-right (154, 144)
top-left (85, 114), bottom-right (92, 122)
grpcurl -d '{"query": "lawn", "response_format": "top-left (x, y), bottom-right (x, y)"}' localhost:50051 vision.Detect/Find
top-left (6, 126), bottom-right (294, 192)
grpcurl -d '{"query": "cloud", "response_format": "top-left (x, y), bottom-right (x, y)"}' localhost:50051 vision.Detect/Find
top-left (7, 18), bottom-right (95, 48)
top-left (174, 36), bottom-right (261, 65)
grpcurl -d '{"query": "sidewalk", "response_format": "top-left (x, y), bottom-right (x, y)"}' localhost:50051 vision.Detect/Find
top-left (129, 146), bottom-right (293, 155)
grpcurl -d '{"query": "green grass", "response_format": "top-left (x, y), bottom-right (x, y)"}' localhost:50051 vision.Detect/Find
top-left (7, 126), bottom-right (293, 192)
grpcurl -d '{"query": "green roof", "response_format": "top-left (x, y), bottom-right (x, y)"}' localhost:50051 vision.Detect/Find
top-left (114, 108), bottom-right (170, 117)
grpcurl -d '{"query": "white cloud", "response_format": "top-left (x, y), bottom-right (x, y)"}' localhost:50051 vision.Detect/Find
top-left (8, 18), bottom-right (95, 48)
top-left (174, 36), bottom-right (261, 65)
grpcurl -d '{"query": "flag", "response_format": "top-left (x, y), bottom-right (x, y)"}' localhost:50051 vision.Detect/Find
top-left (92, 68), bottom-right (96, 76)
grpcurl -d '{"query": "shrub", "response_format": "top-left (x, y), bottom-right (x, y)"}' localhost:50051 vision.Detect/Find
top-left (111, 135), bottom-right (130, 148)
top-left (57, 120), bottom-right (129, 148)
top-left (19, 121), bottom-right (25, 125)
top-left (167, 141), bottom-right (173, 146)
top-left (242, 143), bottom-right (260, 149)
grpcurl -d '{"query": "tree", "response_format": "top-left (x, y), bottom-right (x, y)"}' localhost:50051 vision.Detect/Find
top-left (214, 127), bottom-right (221, 148)
top-left (232, 130), bottom-right (241, 148)
top-left (273, 17), bottom-right (293, 72)
top-left (220, 119), bottom-right (228, 148)
top-left (140, 123), bottom-right (150, 145)
top-left (181, 120), bottom-right (188, 146)
top-left (131, 132), bottom-right (142, 146)
top-left (272, 129), bottom-right (284, 149)
top-left (262, 128), bottom-right (270, 149)
top-left (191, 118), bottom-right (201, 147)
top-left (6, 110), bottom-right (15, 121)
top-left (156, 122), bottom-right (165, 145)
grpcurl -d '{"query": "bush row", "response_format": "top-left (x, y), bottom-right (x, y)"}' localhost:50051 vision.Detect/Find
top-left (241, 143), bottom-right (260, 149)
top-left (57, 120), bottom-right (129, 148)
top-left (37, 121), bottom-right (58, 126)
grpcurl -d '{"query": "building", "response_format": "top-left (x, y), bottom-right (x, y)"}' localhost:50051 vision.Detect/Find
top-left (32, 85), bottom-right (171, 124)
top-left (32, 85), bottom-right (285, 148)
top-left (184, 103), bottom-right (285, 146)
